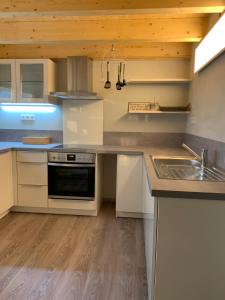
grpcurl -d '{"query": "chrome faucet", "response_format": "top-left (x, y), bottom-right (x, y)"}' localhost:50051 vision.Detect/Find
top-left (182, 143), bottom-right (208, 168)
top-left (200, 148), bottom-right (208, 169)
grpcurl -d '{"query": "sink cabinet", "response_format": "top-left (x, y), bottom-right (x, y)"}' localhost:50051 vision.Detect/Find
top-left (0, 151), bottom-right (14, 218)
top-left (0, 59), bottom-right (55, 103)
top-left (144, 195), bottom-right (225, 300)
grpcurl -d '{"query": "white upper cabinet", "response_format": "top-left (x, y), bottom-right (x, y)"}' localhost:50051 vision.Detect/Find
top-left (0, 59), bottom-right (55, 103)
top-left (0, 59), bottom-right (16, 102)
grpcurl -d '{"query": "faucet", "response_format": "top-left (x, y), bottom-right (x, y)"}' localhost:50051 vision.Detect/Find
top-left (200, 148), bottom-right (208, 169)
top-left (182, 143), bottom-right (208, 168)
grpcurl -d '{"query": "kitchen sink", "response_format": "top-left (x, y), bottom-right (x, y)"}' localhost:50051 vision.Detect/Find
top-left (152, 156), bottom-right (225, 181)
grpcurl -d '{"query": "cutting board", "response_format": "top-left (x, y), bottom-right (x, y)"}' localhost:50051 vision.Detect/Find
top-left (22, 136), bottom-right (51, 145)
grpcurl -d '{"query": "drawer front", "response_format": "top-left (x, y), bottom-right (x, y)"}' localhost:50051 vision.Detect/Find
top-left (18, 185), bottom-right (47, 208)
top-left (17, 162), bottom-right (47, 185)
top-left (17, 151), bottom-right (47, 163)
top-left (48, 198), bottom-right (96, 210)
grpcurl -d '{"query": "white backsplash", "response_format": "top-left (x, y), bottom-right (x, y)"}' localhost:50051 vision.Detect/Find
top-left (0, 105), bottom-right (62, 131)
top-left (63, 100), bottom-right (103, 145)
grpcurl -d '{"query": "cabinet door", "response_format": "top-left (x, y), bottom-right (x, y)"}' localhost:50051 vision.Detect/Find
top-left (116, 155), bottom-right (143, 214)
top-left (143, 164), bottom-right (154, 215)
top-left (18, 185), bottom-right (47, 208)
top-left (16, 59), bottom-right (47, 100)
top-left (143, 163), bottom-right (156, 300)
top-left (0, 59), bottom-right (16, 102)
top-left (0, 152), bottom-right (14, 216)
top-left (17, 162), bottom-right (47, 185)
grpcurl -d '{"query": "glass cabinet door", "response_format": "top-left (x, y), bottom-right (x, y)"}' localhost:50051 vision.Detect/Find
top-left (0, 60), bottom-right (16, 101)
top-left (18, 63), bottom-right (44, 99)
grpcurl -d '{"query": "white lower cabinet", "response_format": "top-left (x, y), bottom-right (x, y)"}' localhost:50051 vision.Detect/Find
top-left (143, 163), bottom-right (154, 215)
top-left (14, 151), bottom-right (103, 216)
top-left (16, 151), bottom-right (48, 208)
top-left (143, 163), bottom-right (156, 300)
top-left (116, 154), bottom-right (143, 216)
top-left (0, 151), bottom-right (14, 217)
top-left (153, 197), bottom-right (225, 300)
top-left (18, 185), bottom-right (47, 208)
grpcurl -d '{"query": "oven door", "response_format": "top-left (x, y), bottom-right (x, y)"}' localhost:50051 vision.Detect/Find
top-left (48, 163), bottom-right (95, 200)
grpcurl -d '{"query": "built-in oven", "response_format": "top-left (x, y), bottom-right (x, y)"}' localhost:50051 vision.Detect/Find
top-left (48, 152), bottom-right (96, 201)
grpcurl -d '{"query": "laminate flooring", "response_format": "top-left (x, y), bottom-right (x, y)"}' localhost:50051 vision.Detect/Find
top-left (0, 203), bottom-right (148, 300)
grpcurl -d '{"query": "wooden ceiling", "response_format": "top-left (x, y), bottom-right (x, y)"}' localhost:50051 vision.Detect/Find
top-left (0, 0), bottom-right (224, 60)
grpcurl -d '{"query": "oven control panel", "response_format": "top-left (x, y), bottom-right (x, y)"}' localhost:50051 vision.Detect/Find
top-left (48, 152), bottom-right (96, 164)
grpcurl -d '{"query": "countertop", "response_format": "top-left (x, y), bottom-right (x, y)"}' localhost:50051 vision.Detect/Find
top-left (1, 141), bottom-right (225, 200)
top-left (0, 142), bottom-right (61, 153)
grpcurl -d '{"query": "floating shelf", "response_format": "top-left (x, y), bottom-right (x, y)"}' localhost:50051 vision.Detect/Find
top-left (126, 78), bottom-right (191, 84)
top-left (128, 110), bottom-right (190, 114)
top-left (128, 102), bottom-right (191, 114)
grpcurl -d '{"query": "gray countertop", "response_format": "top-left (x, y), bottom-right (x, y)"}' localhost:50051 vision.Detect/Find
top-left (0, 142), bottom-right (61, 153)
top-left (1, 142), bottom-right (225, 200)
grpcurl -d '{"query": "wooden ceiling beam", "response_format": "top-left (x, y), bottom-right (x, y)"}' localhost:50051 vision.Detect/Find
top-left (0, 0), bottom-right (224, 16)
top-left (0, 16), bottom-right (207, 44)
top-left (0, 43), bottom-right (192, 60)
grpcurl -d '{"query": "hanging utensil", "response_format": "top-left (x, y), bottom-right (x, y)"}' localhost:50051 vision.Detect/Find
top-left (104, 61), bottom-right (111, 89)
top-left (122, 63), bottom-right (126, 87)
top-left (116, 63), bottom-right (122, 90)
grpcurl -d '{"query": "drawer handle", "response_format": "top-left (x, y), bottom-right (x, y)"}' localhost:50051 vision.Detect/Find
top-left (20, 184), bottom-right (46, 187)
top-left (18, 162), bottom-right (46, 164)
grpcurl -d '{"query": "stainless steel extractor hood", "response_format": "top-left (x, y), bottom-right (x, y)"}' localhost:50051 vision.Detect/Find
top-left (50, 56), bottom-right (102, 100)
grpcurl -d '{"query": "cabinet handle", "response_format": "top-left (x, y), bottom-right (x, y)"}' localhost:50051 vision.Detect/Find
top-left (20, 184), bottom-right (46, 187)
top-left (17, 161), bottom-right (46, 164)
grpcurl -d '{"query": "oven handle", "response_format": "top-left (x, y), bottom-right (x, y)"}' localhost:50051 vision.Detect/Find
top-left (48, 162), bottom-right (95, 168)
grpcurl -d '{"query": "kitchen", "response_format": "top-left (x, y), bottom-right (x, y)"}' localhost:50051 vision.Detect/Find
top-left (0, 1), bottom-right (225, 300)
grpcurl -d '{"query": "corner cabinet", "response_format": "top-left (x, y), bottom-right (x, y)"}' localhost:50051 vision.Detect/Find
top-left (0, 59), bottom-right (55, 103)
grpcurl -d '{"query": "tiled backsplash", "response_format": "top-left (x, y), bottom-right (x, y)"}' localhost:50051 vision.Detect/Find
top-left (0, 129), bottom-right (63, 143)
top-left (184, 134), bottom-right (225, 170)
top-left (103, 132), bottom-right (185, 147)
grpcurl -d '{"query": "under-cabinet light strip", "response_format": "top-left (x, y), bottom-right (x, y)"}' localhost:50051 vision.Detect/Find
top-left (0, 103), bottom-right (56, 113)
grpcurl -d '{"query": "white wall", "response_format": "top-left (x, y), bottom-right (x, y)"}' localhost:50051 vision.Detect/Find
top-left (63, 59), bottom-right (190, 144)
top-left (186, 51), bottom-right (225, 143)
top-left (93, 59), bottom-right (190, 133)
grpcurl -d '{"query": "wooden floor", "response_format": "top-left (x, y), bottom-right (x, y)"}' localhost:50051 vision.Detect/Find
top-left (0, 203), bottom-right (147, 300)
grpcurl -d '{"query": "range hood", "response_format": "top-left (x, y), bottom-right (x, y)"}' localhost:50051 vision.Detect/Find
top-left (50, 56), bottom-right (102, 100)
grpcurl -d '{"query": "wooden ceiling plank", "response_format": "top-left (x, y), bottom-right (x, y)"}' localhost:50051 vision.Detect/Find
top-left (0, 0), bottom-right (224, 14)
top-left (0, 17), bottom-right (207, 44)
top-left (0, 43), bottom-right (192, 60)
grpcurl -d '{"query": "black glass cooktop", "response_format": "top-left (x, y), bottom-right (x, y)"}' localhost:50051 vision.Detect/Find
top-left (53, 144), bottom-right (78, 149)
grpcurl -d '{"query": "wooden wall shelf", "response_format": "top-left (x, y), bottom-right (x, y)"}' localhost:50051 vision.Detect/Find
top-left (128, 102), bottom-right (191, 114)
top-left (126, 78), bottom-right (191, 84)
top-left (128, 111), bottom-right (190, 114)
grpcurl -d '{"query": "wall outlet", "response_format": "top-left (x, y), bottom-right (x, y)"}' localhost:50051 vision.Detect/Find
top-left (20, 114), bottom-right (35, 121)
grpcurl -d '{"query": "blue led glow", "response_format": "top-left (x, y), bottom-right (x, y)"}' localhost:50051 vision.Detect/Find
top-left (0, 103), bottom-right (56, 113)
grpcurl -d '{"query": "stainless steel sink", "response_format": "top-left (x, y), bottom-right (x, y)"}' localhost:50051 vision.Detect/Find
top-left (152, 156), bottom-right (225, 181)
